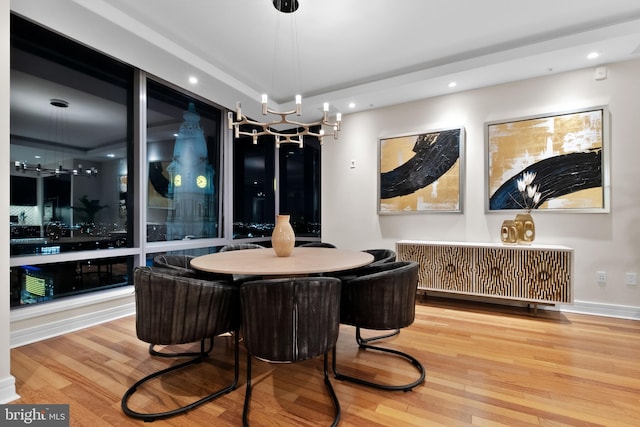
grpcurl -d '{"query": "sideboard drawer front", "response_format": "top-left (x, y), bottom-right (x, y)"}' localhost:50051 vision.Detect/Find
top-left (397, 242), bottom-right (474, 292)
top-left (520, 249), bottom-right (572, 303)
top-left (475, 247), bottom-right (524, 298)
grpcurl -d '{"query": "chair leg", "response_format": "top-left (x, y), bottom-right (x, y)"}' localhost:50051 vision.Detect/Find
top-left (323, 351), bottom-right (342, 427)
top-left (332, 336), bottom-right (425, 392)
top-left (122, 329), bottom-right (240, 421)
top-left (149, 336), bottom-right (214, 358)
top-left (355, 327), bottom-right (400, 345)
top-left (242, 350), bottom-right (341, 427)
top-left (242, 351), bottom-right (253, 427)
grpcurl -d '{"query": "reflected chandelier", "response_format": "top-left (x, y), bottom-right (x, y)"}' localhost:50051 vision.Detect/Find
top-left (227, 0), bottom-right (341, 148)
top-left (14, 98), bottom-right (98, 177)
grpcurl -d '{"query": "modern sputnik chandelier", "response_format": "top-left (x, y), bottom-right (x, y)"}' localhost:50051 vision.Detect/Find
top-left (227, 0), bottom-right (341, 148)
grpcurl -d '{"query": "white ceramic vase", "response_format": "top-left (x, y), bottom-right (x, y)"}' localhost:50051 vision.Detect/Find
top-left (272, 214), bottom-right (295, 257)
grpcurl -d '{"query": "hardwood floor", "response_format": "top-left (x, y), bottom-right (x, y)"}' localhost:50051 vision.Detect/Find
top-left (10, 298), bottom-right (640, 426)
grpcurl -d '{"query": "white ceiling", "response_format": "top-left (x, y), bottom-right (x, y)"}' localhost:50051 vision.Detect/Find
top-left (10, 0), bottom-right (640, 149)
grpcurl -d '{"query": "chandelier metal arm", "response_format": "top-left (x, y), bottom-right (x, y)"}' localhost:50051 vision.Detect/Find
top-left (228, 102), bottom-right (340, 147)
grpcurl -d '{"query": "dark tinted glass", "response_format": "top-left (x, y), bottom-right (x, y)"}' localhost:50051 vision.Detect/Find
top-left (278, 140), bottom-right (321, 237)
top-left (146, 80), bottom-right (222, 242)
top-left (232, 136), bottom-right (276, 238)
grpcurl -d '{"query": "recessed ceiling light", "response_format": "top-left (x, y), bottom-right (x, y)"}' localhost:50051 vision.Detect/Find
top-left (188, 76), bottom-right (198, 84)
top-left (34, 155), bottom-right (41, 159)
top-left (587, 52), bottom-right (599, 60)
top-left (348, 102), bottom-right (356, 109)
top-left (107, 153), bottom-right (115, 158)
top-left (448, 81), bottom-right (457, 88)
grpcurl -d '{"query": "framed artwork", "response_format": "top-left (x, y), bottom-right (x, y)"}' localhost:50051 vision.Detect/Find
top-left (148, 161), bottom-right (171, 209)
top-left (119, 175), bottom-right (127, 216)
top-left (378, 127), bottom-right (464, 214)
top-left (486, 106), bottom-right (609, 212)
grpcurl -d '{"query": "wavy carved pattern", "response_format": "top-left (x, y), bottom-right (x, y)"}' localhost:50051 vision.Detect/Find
top-left (397, 242), bottom-right (572, 304)
top-left (397, 243), bottom-right (474, 293)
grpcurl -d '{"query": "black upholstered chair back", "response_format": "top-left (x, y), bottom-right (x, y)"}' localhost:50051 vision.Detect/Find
top-left (240, 277), bottom-right (343, 425)
top-left (153, 254), bottom-right (194, 270)
top-left (299, 242), bottom-right (337, 248)
top-left (332, 260), bottom-right (424, 391)
top-left (218, 243), bottom-right (266, 284)
top-left (363, 248), bottom-right (396, 265)
top-left (134, 267), bottom-right (239, 345)
top-left (123, 267), bottom-right (240, 421)
top-left (240, 277), bottom-right (341, 362)
top-left (220, 243), bottom-right (265, 252)
top-left (151, 254), bottom-right (199, 278)
top-left (340, 261), bottom-right (419, 331)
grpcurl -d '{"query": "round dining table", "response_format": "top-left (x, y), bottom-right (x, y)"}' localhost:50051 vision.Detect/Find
top-left (190, 247), bottom-right (374, 276)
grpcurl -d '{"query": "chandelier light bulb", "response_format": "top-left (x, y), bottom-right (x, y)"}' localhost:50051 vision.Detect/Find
top-left (295, 95), bottom-right (302, 115)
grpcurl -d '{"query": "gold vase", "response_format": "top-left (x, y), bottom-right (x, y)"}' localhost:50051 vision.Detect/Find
top-left (272, 214), bottom-right (295, 257)
top-left (515, 213), bottom-right (535, 244)
top-left (500, 219), bottom-right (518, 244)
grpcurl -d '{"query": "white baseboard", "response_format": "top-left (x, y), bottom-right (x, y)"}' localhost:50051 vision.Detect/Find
top-left (0, 375), bottom-right (19, 404)
top-left (560, 300), bottom-right (640, 320)
top-left (10, 287), bottom-right (136, 348)
top-left (422, 291), bottom-right (640, 320)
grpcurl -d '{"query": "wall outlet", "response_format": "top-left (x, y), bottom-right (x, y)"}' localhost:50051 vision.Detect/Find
top-left (596, 271), bottom-right (607, 285)
top-left (625, 273), bottom-right (637, 286)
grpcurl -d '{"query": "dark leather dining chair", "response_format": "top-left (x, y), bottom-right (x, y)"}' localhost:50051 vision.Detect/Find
top-left (153, 253), bottom-right (195, 274)
top-left (333, 249), bottom-right (396, 283)
top-left (300, 242), bottom-right (337, 248)
top-left (121, 267), bottom-right (240, 421)
top-left (240, 277), bottom-right (342, 426)
top-left (363, 248), bottom-right (396, 265)
top-left (333, 261), bottom-right (425, 391)
top-left (150, 254), bottom-right (217, 358)
top-left (219, 243), bottom-right (265, 252)
top-left (219, 243), bottom-right (266, 284)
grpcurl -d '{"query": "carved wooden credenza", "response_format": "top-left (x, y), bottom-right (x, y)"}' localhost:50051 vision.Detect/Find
top-left (396, 240), bottom-right (573, 306)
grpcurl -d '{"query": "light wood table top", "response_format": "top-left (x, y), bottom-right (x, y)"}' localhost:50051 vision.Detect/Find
top-left (190, 247), bottom-right (374, 276)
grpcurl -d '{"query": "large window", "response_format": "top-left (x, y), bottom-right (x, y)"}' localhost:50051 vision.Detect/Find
top-left (232, 134), bottom-right (321, 239)
top-left (8, 14), bottom-right (322, 310)
top-left (146, 80), bottom-right (223, 242)
top-left (279, 140), bottom-right (321, 237)
top-left (9, 15), bottom-right (133, 307)
top-left (233, 136), bottom-right (276, 238)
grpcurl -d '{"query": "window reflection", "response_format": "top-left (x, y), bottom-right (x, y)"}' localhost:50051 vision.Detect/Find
top-left (146, 81), bottom-right (222, 242)
top-left (10, 256), bottom-right (134, 307)
top-left (9, 14), bottom-right (133, 307)
top-left (10, 14), bottom-right (132, 258)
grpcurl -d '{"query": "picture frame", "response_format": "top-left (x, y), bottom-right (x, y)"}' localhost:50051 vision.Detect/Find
top-left (148, 161), bottom-right (171, 209)
top-left (486, 106), bottom-right (610, 213)
top-left (378, 127), bottom-right (464, 214)
top-left (119, 175), bottom-right (127, 217)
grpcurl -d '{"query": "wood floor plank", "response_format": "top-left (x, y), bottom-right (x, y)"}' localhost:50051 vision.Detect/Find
top-left (9, 298), bottom-right (640, 426)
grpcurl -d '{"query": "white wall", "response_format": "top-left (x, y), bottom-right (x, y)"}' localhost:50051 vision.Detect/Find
top-left (323, 59), bottom-right (640, 317)
top-left (1, 0), bottom-right (19, 404)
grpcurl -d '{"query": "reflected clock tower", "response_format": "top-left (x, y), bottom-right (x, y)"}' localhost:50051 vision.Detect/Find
top-left (166, 103), bottom-right (216, 239)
